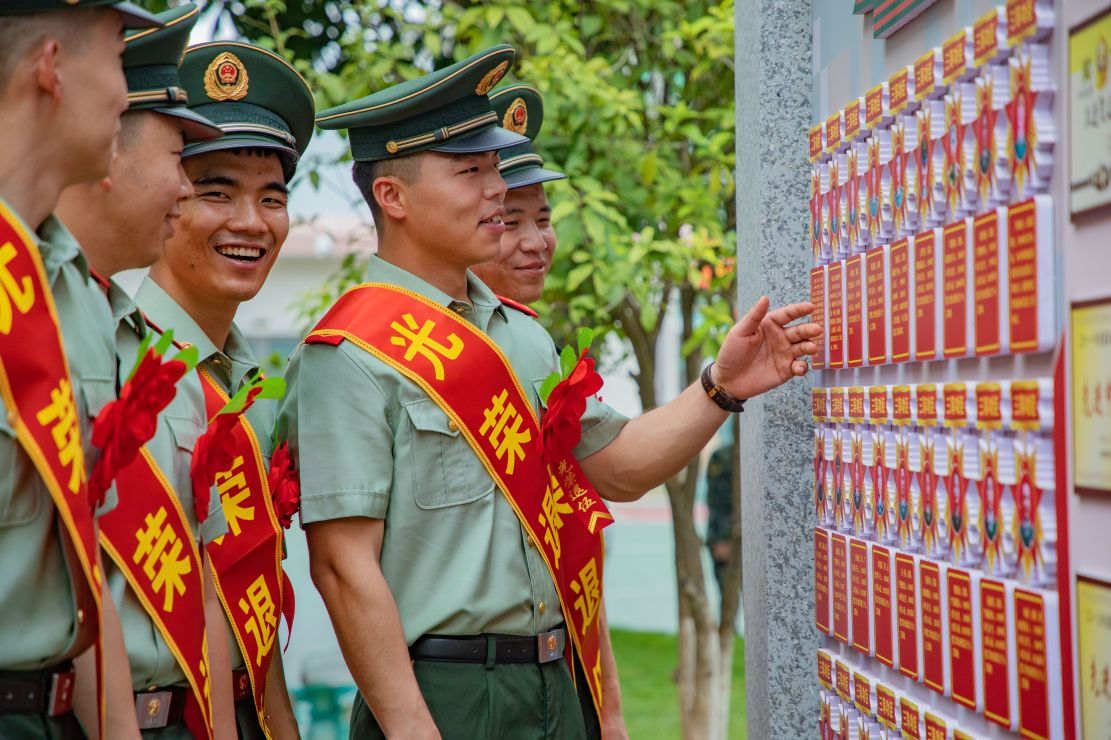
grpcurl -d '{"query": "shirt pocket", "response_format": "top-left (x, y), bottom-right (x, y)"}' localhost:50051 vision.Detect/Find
top-left (0, 412), bottom-right (43, 528)
top-left (80, 376), bottom-right (117, 445)
top-left (164, 415), bottom-right (202, 496)
top-left (403, 398), bottom-right (495, 510)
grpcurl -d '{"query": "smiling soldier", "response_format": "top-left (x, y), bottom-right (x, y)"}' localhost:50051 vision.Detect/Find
top-left (132, 40), bottom-right (314, 740)
top-left (280, 44), bottom-right (820, 740)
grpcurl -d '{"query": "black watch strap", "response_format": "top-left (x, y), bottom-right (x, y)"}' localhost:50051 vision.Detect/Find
top-left (700, 363), bottom-right (745, 413)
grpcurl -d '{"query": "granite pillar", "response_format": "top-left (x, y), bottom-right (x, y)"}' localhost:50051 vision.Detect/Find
top-left (734, 0), bottom-right (817, 737)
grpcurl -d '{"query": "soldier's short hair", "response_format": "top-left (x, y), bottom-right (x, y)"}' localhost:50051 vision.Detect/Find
top-left (352, 154), bottom-right (424, 228)
top-left (0, 9), bottom-right (98, 96)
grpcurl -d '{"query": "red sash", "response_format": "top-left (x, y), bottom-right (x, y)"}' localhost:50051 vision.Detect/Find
top-left (0, 202), bottom-right (105, 734)
top-left (197, 368), bottom-right (285, 737)
top-left (98, 447), bottom-right (213, 738)
top-left (305, 283), bottom-right (613, 715)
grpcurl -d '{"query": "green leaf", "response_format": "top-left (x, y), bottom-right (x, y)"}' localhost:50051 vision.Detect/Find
top-left (539, 372), bottom-right (561, 404)
top-left (173, 346), bottom-right (199, 373)
top-left (218, 376), bottom-right (286, 417)
top-left (639, 149), bottom-right (658, 185)
top-left (559, 344), bottom-right (577, 378)
top-left (576, 327), bottom-right (595, 355)
top-left (566, 263), bottom-right (593, 291)
top-left (505, 7), bottom-right (534, 33)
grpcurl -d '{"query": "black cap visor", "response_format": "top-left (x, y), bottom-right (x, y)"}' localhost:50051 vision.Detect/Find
top-left (113, 1), bottom-right (162, 28)
top-left (150, 106), bottom-right (224, 144)
top-left (430, 125), bottom-right (528, 155)
top-left (183, 133), bottom-right (300, 181)
top-left (502, 166), bottom-right (566, 190)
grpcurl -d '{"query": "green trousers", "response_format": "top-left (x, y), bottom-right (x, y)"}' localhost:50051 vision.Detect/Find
top-left (0, 712), bottom-right (85, 740)
top-left (351, 654), bottom-right (601, 739)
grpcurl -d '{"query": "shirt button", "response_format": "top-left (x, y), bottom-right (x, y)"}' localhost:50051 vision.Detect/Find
top-left (448, 420), bottom-right (459, 432)
top-left (527, 535), bottom-right (536, 548)
top-left (76, 608), bottom-right (84, 624)
top-left (538, 601), bottom-right (546, 614)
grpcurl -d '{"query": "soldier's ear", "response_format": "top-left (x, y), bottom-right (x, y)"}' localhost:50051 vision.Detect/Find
top-left (372, 176), bottom-right (408, 223)
top-left (33, 39), bottom-right (64, 102)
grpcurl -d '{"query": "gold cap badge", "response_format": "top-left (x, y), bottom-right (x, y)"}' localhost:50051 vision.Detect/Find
top-left (502, 98), bottom-right (528, 134)
top-left (204, 51), bottom-right (249, 101)
top-left (475, 61), bottom-right (509, 96)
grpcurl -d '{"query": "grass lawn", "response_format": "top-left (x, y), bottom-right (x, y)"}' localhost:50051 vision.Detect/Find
top-left (609, 629), bottom-right (745, 739)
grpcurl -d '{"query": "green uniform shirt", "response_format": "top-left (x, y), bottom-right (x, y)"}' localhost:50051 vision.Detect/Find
top-left (0, 209), bottom-right (118, 670)
top-left (134, 275), bottom-right (273, 672)
top-left (103, 277), bottom-right (228, 690)
top-left (277, 256), bottom-right (628, 643)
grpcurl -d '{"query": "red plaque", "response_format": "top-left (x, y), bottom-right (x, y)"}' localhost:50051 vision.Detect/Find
top-left (817, 649), bottom-right (833, 688)
top-left (895, 552), bottom-right (920, 679)
top-left (890, 239), bottom-right (911, 362)
top-left (815, 528), bottom-right (832, 634)
top-left (972, 209), bottom-right (1001, 355)
top-left (876, 683), bottom-right (898, 730)
top-left (835, 659), bottom-right (852, 701)
top-left (1015, 589), bottom-right (1050, 739)
top-left (811, 267), bottom-right (826, 370)
top-left (1007, 199), bottom-right (1039, 352)
top-left (810, 125), bottom-right (824, 162)
top-left (914, 230), bottom-right (938, 360)
top-left (866, 248), bottom-right (888, 365)
top-left (832, 533), bottom-right (850, 644)
top-left (826, 112), bottom-right (842, 153)
top-left (942, 31), bottom-right (967, 83)
top-left (850, 538), bottom-right (871, 654)
top-left (914, 51), bottom-right (936, 101)
top-left (981, 579), bottom-right (1013, 729)
top-left (853, 671), bottom-right (872, 714)
top-left (845, 100), bottom-right (862, 140)
top-left (1007, 0), bottom-right (1037, 45)
top-left (925, 713), bottom-right (948, 740)
top-left (889, 69), bottom-right (909, 115)
top-left (900, 696), bottom-right (922, 739)
top-left (872, 545), bottom-right (895, 667)
top-left (948, 568), bottom-right (978, 709)
top-left (828, 261), bottom-right (844, 369)
top-left (865, 84), bottom-right (884, 128)
top-left (942, 220), bottom-right (969, 359)
top-left (920, 559), bottom-right (946, 694)
top-left (846, 255), bottom-right (864, 367)
top-left (973, 11), bottom-right (999, 68)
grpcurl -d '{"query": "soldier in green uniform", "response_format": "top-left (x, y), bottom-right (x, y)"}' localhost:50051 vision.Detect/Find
top-left (471, 83), bottom-right (628, 740)
top-left (280, 45), bottom-right (819, 740)
top-left (133, 40), bottom-right (314, 740)
top-left (54, 6), bottom-right (246, 737)
top-left (0, 3), bottom-right (162, 739)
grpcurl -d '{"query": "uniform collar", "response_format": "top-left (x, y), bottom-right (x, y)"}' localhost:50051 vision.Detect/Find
top-left (104, 276), bottom-right (147, 340)
top-left (364, 255), bottom-right (507, 325)
top-left (134, 276), bottom-right (261, 390)
top-left (36, 214), bottom-right (90, 285)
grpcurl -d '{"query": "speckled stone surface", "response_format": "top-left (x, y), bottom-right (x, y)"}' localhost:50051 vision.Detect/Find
top-left (735, 0), bottom-right (818, 737)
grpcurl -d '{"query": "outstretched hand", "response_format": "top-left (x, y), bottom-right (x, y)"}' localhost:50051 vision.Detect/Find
top-left (711, 296), bottom-right (821, 401)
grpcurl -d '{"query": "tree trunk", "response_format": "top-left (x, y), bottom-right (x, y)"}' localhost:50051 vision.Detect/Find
top-left (716, 413), bottom-right (744, 736)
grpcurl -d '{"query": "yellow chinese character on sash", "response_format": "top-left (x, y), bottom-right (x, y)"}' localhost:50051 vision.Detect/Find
top-left (480, 389), bottom-right (531, 475)
top-left (133, 507), bottom-right (192, 612)
top-left (199, 634), bottom-right (210, 706)
top-left (213, 456), bottom-right (255, 543)
top-left (390, 313), bottom-right (463, 381)
top-left (238, 575), bottom-right (277, 664)
top-left (537, 473), bottom-right (573, 568)
top-left (35, 378), bottom-right (83, 494)
top-left (0, 241), bottom-right (34, 335)
top-left (570, 558), bottom-right (601, 636)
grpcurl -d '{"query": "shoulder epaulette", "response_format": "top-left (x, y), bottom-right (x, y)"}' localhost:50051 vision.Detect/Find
top-left (497, 296), bottom-right (539, 318)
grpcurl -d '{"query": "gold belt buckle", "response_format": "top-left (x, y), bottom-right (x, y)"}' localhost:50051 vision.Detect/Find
top-left (537, 628), bottom-right (564, 664)
top-left (135, 690), bottom-right (173, 730)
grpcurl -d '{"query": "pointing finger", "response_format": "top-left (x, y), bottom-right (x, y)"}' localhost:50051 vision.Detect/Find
top-left (765, 302), bottom-right (815, 326)
top-left (736, 295), bottom-right (771, 336)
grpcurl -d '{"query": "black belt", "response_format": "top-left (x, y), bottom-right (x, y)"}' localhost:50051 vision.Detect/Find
top-left (410, 628), bottom-right (566, 665)
top-left (135, 668), bottom-right (252, 730)
top-left (0, 662), bottom-right (75, 717)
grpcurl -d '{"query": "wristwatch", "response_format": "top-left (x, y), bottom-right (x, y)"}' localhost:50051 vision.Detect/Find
top-left (700, 362), bottom-right (746, 413)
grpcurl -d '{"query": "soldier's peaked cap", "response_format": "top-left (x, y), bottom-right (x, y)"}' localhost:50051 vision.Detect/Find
top-left (0, 0), bottom-right (160, 28)
top-left (316, 44), bottom-right (528, 162)
top-left (123, 4), bottom-right (222, 144)
top-left (489, 83), bottom-right (566, 190)
top-left (178, 41), bottom-right (315, 181)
